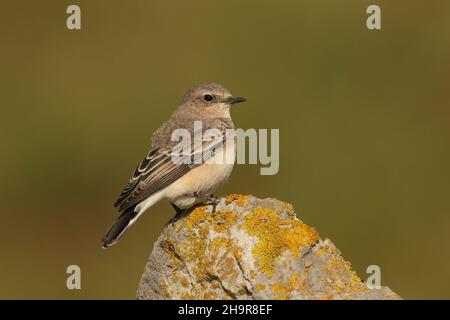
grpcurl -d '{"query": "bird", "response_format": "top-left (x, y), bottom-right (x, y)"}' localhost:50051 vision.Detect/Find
top-left (102, 83), bottom-right (246, 248)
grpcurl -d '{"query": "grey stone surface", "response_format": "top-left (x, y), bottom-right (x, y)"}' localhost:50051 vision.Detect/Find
top-left (137, 195), bottom-right (401, 300)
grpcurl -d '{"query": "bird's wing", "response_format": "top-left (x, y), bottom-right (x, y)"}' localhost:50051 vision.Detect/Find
top-left (114, 119), bottom-right (233, 212)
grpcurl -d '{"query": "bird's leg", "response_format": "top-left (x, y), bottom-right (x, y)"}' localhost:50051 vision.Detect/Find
top-left (206, 194), bottom-right (220, 213)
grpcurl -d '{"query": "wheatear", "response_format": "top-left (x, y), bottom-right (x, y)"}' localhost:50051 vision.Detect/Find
top-left (102, 83), bottom-right (246, 248)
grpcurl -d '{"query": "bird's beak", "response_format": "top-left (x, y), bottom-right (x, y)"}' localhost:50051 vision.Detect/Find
top-left (225, 96), bottom-right (247, 105)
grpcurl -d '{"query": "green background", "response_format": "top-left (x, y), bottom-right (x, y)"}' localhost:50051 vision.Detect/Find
top-left (0, 1), bottom-right (449, 299)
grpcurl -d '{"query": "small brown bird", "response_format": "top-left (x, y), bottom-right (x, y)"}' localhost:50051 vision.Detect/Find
top-left (102, 83), bottom-right (246, 248)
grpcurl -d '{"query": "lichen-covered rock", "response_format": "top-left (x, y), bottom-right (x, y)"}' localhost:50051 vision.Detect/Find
top-left (137, 195), bottom-right (400, 300)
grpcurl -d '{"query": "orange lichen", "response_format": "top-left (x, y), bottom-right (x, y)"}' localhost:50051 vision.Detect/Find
top-left (172, 270), bottom-right (180, 283)
top-left (271, 275), bottom-right (303, 300)
top-left (155, 196), bottom-right (394, 299)
top-left (271, 282), bottom-right (290, 300)
top-left (212, 211), bottom-right (237, 233)
top-left (326, 255), bottom-right (368, 294)
top-left (186, 206), bottom-right (212, 229)
top-left (211, 237), bottom-right (231, 250)
top-left (320, 293), bottom-right (335, 300)
top-left (225, 194), bottom-right (253, 206)
top-left (185, 206), bottom-right (236, 233)
top-left (255, 283), bottom-right (266, 292)
top-left (167, 205), bottom-right (243, 298)
top-left (288, 275), bottom-right (299, 290)
top-left (281, 201), bottom-right (295, 214)
top-left (165, 199), bottom-right (348, 299)
top-left (243, 207), bottom-right (320, 276)
top-left (315, 244), bottom-right (335, 257)
top-left (181, 292), bottom-right (193, 299)
top-left (203, 291), bottom-right (217, 300)
top-left (180, 276), bottom-right (189, 288)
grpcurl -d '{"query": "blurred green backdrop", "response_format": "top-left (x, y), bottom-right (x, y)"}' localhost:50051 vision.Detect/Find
top-left (0, 0), bottom-right (449, 299)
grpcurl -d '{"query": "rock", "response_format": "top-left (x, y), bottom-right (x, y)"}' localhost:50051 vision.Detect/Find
top-left (136, 195), bottom-right (401, 300)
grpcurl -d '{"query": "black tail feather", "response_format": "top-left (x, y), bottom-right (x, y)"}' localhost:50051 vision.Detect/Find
top-left (102, 207), bottom-right (139, 248)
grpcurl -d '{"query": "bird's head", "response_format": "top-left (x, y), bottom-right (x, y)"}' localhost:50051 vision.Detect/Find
top-left (180, 83), bottom-right (246, 118)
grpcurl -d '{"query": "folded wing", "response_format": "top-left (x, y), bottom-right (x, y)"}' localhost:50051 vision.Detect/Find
top-left (114, 121), bottom-right (232, 212)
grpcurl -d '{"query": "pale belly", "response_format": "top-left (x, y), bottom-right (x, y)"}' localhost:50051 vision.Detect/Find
top-left (164, 141), bottom-right (235, 209)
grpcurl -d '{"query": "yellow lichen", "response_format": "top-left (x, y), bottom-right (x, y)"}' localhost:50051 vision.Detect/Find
top-left (211, 282), bottom-right (220, 290)
top-left (172, 270), bottom-right (180, 283)
top-left (211, 237), bottom-right (231, 250)
top-left (212, 211), bottom-right (237, 233)
top-left (271, 275), bottom-right (304, 300)
top-left (180, 275), bottom-right (189, 288)
top-left (320, 293), bottom-right (335, 300)
top-left (203, 291), bottom-right (217, 300)
top-left (316, 248), bottom-right (325, 257)
top-left (185, 206), bottom-right (236, 233)
top-left (315, 244), bottom-right (335, 257)
top-left (243, 207), bottom-right (320, 276)
top-left (281, 201), bottom-right (295, 214)
top-left (161, 197), bottom-right (377, 299)
top-left (225, 194), bottom-right (253, 206)
top-left (186, 206), bottom-right (211, 229)
top-left (177, 206), bottom-right (238, 281)
top-left (326, 255), bottom-right (368, 294)
top-left (288, 275), bottom-right (299, 290)
top-left (271, 282), bottom-right (290, 300)
top-left (181, 292), bottom-right (193, 299)
top-left (166, 199), bottom-right (329, 299)
top-left (255, 283), bottom-right (266, 291)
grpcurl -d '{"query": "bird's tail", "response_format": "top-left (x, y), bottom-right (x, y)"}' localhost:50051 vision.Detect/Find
top-left (102, 207), bottom-right (140, 248)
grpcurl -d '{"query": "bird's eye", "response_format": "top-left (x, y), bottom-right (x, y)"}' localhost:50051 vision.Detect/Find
top-left (203, 94), bottom-right (214, 102)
